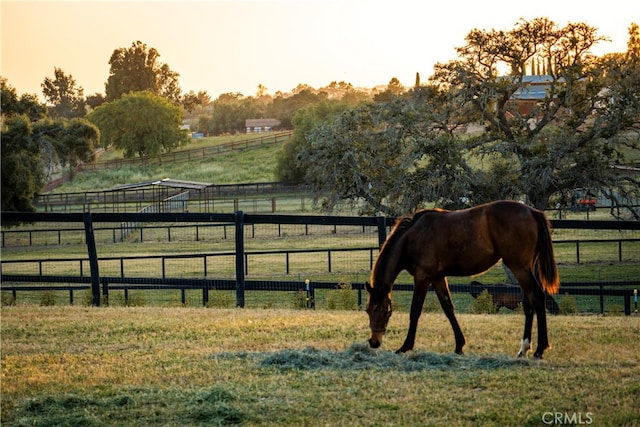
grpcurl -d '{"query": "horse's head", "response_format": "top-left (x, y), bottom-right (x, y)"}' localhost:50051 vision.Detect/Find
top-left (365, 281), bottom-right (392, 348)
top-left (469, 280), bottom-right (485, 299)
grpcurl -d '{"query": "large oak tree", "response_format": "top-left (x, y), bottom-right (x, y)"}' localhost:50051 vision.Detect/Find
top-left (431, 18), bottom-right (640, 214)
top-left (298, 18), bottom-right (640, 218)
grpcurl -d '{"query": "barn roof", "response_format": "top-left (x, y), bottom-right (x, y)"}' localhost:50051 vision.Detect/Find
top-left (509, 75), bottom-right (565, 100)
top-left (107, 178), bottom-right (212, 192)
top-left (245, 118), bottom-right (281, 127)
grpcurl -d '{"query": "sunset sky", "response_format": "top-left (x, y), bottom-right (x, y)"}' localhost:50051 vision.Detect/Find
top-left (2, 0), bottom-right (638, 101)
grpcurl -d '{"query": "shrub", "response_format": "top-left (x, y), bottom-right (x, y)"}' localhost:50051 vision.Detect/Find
top-left (206, 290), bottom-right (234, 308)
top-left (1, 292), bottom-right (16, 306)
top-left (326, 282), bottom-right (357, 310)
top-left (469, 289), bottom-right (496, 314)
top-left (79, 289), bottom-right (94, 306)
top-left (110, 292), bottom-right (145, 307)
top-left (39, 291), bottom-right (57, 306)
top-left (559, 293), bottom-right (579, 315)
top-left (292, 290), bottom-right (310, 309)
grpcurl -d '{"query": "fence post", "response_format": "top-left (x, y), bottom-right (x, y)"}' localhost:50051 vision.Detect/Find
top-left (376, 215), bottom-right (387, 248)
top-left (235, 211), bottom-right (245, 308)
top-left (101, 278), bottom-right (109, 306)
top-left (618, 240), bottom-right (623, 262)
top-left (203, 284), bottom-right (209, 306)
top-left (83, 212), bottom-right (101, 306)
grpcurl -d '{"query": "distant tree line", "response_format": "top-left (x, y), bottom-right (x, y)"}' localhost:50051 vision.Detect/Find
top-left (192, 81), bottom-right (373, 135)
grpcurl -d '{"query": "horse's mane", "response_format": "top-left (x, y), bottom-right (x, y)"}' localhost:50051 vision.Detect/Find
top-left (371, 209), bottom-right (439, 290)
top-left (382, 209), bottom-right (441, 253)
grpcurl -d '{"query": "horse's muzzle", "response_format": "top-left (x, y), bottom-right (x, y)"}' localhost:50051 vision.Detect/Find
top-left (368, 330), bottom-right (384, 348)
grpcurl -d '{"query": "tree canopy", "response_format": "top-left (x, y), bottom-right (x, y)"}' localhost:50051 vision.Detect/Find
top-left (1, 115), bottom-right (45, 211)
top-left (41, 67), bottom-right (87, 119)
top-left (193, 82), bottom-right (370, 136)
top-left (105, 41), bottom-right (182, 103)
top-left (88, 91), bottom-right (188, 158)
top-left (1, 83), bottom-right (99, 212)
top-left (433, 18), bottom-right (640, 213)
top-left (275, 99), bottom-right (354, 182)
top-left (1, 77), bottom-right (47, 122)
top-left (294, 18), bottom-right (640, 218)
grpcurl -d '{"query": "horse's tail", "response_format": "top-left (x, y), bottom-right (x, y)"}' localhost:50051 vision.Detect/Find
top-left (533, 210), bottom-right (560, 295)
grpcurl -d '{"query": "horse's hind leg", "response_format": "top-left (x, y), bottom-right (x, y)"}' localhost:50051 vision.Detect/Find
top-left (530, 284), bottom-right (550, 358)
top-left (511, 267), bottom-right (550, 358)
top-left (432, 276), bottom-right (465, 355)
top-left (518, 296), bottom-right (534, 357)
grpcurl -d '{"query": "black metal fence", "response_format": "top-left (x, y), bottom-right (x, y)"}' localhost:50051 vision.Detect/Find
top-left (1, 211), bottom-right (639, 314)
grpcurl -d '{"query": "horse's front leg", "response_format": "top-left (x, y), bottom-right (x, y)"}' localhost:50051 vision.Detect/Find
top-left (396, 279), bottom-right (429, 353)
top-left (433, 276), bottom-right (465, 355)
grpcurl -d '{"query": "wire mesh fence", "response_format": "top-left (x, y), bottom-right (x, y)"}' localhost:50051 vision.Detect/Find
top-left (1, 212), bottom-right (639, 315)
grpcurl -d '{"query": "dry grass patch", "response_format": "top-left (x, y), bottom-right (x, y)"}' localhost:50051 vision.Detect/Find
top-left (2, 307), bottom-right (639, 426)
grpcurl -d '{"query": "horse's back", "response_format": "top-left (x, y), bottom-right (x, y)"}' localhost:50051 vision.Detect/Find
top-left (482, 201), bottom-right (540, 259)
top-left (407, 201), bottom-right (540, 277)
top-left (433, 200), bottom-right (537, 242)
top-left (483, 200), bottom-right (537, 224)
top-left (407, 203), bottom-right (500, 276)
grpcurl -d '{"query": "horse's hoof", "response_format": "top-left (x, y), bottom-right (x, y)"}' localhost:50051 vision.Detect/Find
top-left (533, 352), bottom-right (543, 359)
top-left (517, 339), bottom-right (531, 358)
top-left (395, 347), bottom-right (410, 354)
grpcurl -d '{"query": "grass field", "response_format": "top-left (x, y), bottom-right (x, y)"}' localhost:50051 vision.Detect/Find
top-left (52, 136), bottom-right (283, 194)
top-left (1, 306), bottom-right (638, 426)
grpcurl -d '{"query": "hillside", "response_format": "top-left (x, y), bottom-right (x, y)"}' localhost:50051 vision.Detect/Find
top-left (49, 135), bottom-right (285, 194)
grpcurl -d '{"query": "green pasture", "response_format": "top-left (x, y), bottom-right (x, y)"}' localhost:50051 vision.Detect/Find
top-left (97, 133), bottom-right (273, 162)
top-left (52, 142), bottom-right (282, 195)
top-left (1, 306), bottom-right (638, 426)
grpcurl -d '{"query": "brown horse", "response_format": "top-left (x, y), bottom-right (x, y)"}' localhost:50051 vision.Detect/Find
top-left (470, 281), bottom-right (523, 311)
top-left (470, 281), bottom-right (560, 314)
top-left (365, 200), bottom-right (560, 358)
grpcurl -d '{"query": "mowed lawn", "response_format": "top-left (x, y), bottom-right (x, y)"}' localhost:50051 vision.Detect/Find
top-left (1, 306), bottom-right (639, 426)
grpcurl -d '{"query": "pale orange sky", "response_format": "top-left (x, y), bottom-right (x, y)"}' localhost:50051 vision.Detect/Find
top-left (1, 0), bottom-right (638, 100)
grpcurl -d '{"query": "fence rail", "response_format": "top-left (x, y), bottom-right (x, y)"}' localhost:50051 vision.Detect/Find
top-left (80, 131), bottom-right (293, 172)
top-left (35, 181), bottom-right (311, 213)
top-left (1, 275), bottom-right (636, 315)
top-left (1, 211), bottom-right (639, 314)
